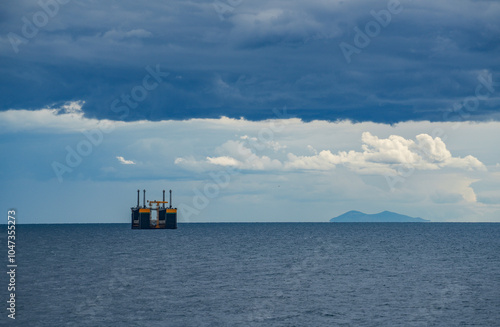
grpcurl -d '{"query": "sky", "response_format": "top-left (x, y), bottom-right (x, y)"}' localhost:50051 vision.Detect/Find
top-left (0, 0), bottom-right (499, 223)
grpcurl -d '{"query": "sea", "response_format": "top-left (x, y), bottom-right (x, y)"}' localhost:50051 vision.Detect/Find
top-left (1, 223), bottom-right (499, 326)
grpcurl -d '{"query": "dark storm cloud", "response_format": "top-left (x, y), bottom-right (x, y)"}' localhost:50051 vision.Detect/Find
top-left (0, 0), bottom-right (499, 122)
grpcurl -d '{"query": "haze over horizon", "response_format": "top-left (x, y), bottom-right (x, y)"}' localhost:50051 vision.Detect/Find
top-left (1, 0), bottom-right (499, 223)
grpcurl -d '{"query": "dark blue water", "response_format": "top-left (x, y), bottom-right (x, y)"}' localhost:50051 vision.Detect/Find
top-left (1, 223), bottom-right (499, 326)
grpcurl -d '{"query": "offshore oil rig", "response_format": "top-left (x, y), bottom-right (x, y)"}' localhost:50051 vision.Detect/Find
top-left (131, 189), bottom-right (177, 229)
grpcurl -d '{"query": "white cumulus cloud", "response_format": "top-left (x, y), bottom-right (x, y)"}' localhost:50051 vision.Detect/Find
top-left (116, 156), bottom-right (135, 165)
top-left (176, 132), bottom-right (486, 176)
top-left (284, 132), bottom-right (486, 174)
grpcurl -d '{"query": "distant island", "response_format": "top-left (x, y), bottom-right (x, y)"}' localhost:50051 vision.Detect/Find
top-left (330, 210), bottom-right (430, 223)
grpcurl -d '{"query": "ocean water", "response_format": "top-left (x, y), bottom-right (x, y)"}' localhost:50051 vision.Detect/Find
top-left (1, 223), bottom-right (499, 326)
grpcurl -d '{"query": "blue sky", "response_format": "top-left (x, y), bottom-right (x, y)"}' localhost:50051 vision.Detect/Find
top-left (1, 0), bottom-right (499, 223)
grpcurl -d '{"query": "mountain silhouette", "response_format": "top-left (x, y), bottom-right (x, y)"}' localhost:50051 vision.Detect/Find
top-left (330, 210), bottom-right (429, 222)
